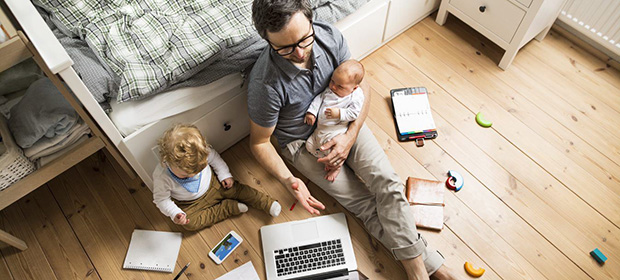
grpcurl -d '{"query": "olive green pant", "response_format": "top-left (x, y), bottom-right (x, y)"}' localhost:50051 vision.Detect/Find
top-left (174, 171), bottom-right (275, 231)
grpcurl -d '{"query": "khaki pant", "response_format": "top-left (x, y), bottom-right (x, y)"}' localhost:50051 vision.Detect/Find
top-left (174, 171), bottom-right (275, 231)
top-left (283, 124), bottom-right (444, 275)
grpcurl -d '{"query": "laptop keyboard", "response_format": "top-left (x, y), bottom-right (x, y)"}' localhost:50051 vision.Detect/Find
top-left (274, 238), bottom-right (345, 277)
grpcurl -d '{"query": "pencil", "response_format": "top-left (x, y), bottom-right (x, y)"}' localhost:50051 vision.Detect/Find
top-left (173, 262), bottom-right (190, 280)
top-left (290, 202), bottom-right (296, 211)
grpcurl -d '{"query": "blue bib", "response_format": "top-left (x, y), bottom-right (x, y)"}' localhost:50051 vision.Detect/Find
top-left (167, 167), bottom-right (202, 193)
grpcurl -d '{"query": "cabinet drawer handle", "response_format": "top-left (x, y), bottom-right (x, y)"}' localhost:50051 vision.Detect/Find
top-left (479, 5), bottom-right (486, 13)
top-left (224, 123), bottom-right (232, 131)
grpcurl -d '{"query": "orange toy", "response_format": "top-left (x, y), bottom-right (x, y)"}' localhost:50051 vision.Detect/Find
top-left (464, 262), bottom-right (485, 277)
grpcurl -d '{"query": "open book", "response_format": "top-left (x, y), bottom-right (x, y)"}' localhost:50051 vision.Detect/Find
top-left (405, 177), bottom-right (445, 230)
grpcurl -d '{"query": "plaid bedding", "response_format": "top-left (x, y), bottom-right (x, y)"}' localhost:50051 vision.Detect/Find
top-left (33, 0), bottom-right (256, 102)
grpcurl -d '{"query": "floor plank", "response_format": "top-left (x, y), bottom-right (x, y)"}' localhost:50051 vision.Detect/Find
top-left (365, 44), bottom-right (619, 279)
top-left (47, 159), bottom-right (189, 280)
top-left (363, 60), bottom-right (590, 279)
top-left (395, 19), bottom-right (620, 227)
top-left (0, 203), bottom-right (57, 280)
top-left (17, 186), bottom-right (100, 280)
top-left (412, 18), bottom-right (620, 193)
top-left (543, 30), bottom-right (620, 91)
top-left (0, 252), bottom-right (12, 280)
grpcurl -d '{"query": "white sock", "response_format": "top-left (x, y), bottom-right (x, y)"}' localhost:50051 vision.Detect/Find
top-left (269, 201), bottom-right (281, 217)
top-left (238, 203), bottom-right (248, 213)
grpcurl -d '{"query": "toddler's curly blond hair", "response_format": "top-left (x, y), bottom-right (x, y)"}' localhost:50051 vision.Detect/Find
top-left (158, 124), bottom-right (209, 175)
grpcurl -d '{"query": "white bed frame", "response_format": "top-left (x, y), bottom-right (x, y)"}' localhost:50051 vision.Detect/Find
top-left (5, 0), bottom-right (439, 189)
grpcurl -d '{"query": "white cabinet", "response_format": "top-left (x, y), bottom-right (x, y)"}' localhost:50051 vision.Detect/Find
top-left (383, 0), bottom-right (440, 41)
top-left (336, 0), bottom-right (441, 60)
top-left (436, 0), bottom-right (566, 70)
top-left (335, 0), bottom-right (389, 60)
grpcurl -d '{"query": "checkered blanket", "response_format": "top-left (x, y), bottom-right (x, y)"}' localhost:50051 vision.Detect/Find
top-left (33, 0), bottom-right (256, 102)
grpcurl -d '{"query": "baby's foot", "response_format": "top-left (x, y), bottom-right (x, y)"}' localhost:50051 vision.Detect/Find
top-left (269, 201), bottom-right (282, 217)
top-left (238, 202), bottom-right (249, 213)
top-left (325, 167), bottom-right (341, 182)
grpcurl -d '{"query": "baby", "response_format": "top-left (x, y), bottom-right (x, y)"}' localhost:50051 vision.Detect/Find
top-left (304, 59), bottom-right (365, 182)
top-left (152, 124), bottom-right (281, 231)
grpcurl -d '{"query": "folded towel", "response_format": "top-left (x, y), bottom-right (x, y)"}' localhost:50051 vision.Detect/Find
top-left (8, 78), bottom-right (78, 148)
top-left (0, 95), bottom-right (23, 119)
top-left (25, 121), bottom-right (90, 160)
top-left (36, 135), bottom-right (89, 168)
top-left (24, 119), bottom-right (87, 158)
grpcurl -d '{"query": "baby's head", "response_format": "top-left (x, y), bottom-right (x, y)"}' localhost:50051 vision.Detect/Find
top-left (158, 124), bottom-right (209, 178)
top-left (329, 59), bottom-right (365, 97)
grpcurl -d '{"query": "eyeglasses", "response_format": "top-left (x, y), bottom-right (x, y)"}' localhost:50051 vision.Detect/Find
top-left (270, 23), bottom-right (315, 56)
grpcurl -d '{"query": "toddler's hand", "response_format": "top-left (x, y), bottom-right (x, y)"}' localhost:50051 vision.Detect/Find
top-left (304, 113), bottom-right (316, 125)
top-left (221, 177), bottom-right (234, 189)
top-left (325, 108), bottom-right (340, 119)
top-left (173, 213), bottom-right (189, 225)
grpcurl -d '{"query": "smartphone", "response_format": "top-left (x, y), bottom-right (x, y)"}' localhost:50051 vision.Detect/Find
top-left (209, 231), bottom-right (243, 264)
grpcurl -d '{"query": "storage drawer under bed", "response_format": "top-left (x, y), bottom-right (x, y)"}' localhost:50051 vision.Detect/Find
top-left (149, 91), bottom-right (250, 165)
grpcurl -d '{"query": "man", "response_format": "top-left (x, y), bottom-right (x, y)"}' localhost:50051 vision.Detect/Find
top-left (248, 1), bottom-right (458, 279)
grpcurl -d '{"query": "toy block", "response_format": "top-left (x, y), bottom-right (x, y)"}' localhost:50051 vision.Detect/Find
top-left (590, 248), bottom-right (607, 264)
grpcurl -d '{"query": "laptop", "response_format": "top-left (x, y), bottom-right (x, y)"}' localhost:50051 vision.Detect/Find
top-left (261, 213), bottom-right (359, 280)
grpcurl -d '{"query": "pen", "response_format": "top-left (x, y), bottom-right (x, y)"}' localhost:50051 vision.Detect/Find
top-left (173, 262), bottom-right (190, 280)
top-left (290, 202), bottom-right (296, 211)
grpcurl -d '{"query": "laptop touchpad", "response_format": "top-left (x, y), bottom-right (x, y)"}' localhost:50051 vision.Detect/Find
top-left (291, 221), bottom-right (319, 242)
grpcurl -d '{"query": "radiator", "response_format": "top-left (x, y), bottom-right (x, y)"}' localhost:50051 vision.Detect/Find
top-left (558, 0), bottom-right (620, 56)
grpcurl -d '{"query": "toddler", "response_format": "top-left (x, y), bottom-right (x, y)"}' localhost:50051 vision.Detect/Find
top-left (153, 124), bottom-right (281, 231)
top-left (304, 60), bottom-right (365, 182)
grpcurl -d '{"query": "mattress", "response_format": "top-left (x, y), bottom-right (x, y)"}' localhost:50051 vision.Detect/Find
top-left (109, 73), bottom-right (242, 137)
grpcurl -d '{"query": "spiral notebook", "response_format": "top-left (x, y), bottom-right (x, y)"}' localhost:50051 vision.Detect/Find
top-left (390, 87), bottom-right (438, 142)
top-left (123, 229), bottom-right (182, 273)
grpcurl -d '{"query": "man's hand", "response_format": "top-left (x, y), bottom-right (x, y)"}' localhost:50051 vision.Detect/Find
top-left (325, 108), bottom-right (340, 119)
top-left (286, 177), bottom-right (325, 215)
top-left (221, 177), bottom-right (234, 189)
top-left (317, 132), bottom-right (355, 168)
top-left (173, 213), bottom-right (189, 225)
top-left (304, 113), bottom-right (316, 126)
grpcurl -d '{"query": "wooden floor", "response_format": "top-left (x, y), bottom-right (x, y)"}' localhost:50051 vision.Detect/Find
top-left (1, 15), bottom-right (619, 279)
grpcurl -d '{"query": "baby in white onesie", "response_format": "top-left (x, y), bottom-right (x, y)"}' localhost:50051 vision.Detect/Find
top-left (304, 60), bottom-right (365, 182)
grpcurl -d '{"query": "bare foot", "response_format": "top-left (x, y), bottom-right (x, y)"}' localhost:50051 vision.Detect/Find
top-left (324, 166), bottom-right (341, 182)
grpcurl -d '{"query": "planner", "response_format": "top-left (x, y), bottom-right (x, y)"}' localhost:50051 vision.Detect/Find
top-left (123, 229), bottom-right (183, 273)
top-left (390, 87), bottom-right (438, 142)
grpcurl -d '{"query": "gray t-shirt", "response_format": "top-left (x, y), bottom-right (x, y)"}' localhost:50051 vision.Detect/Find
top-left (247, 21), bottom-right (351, 148)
